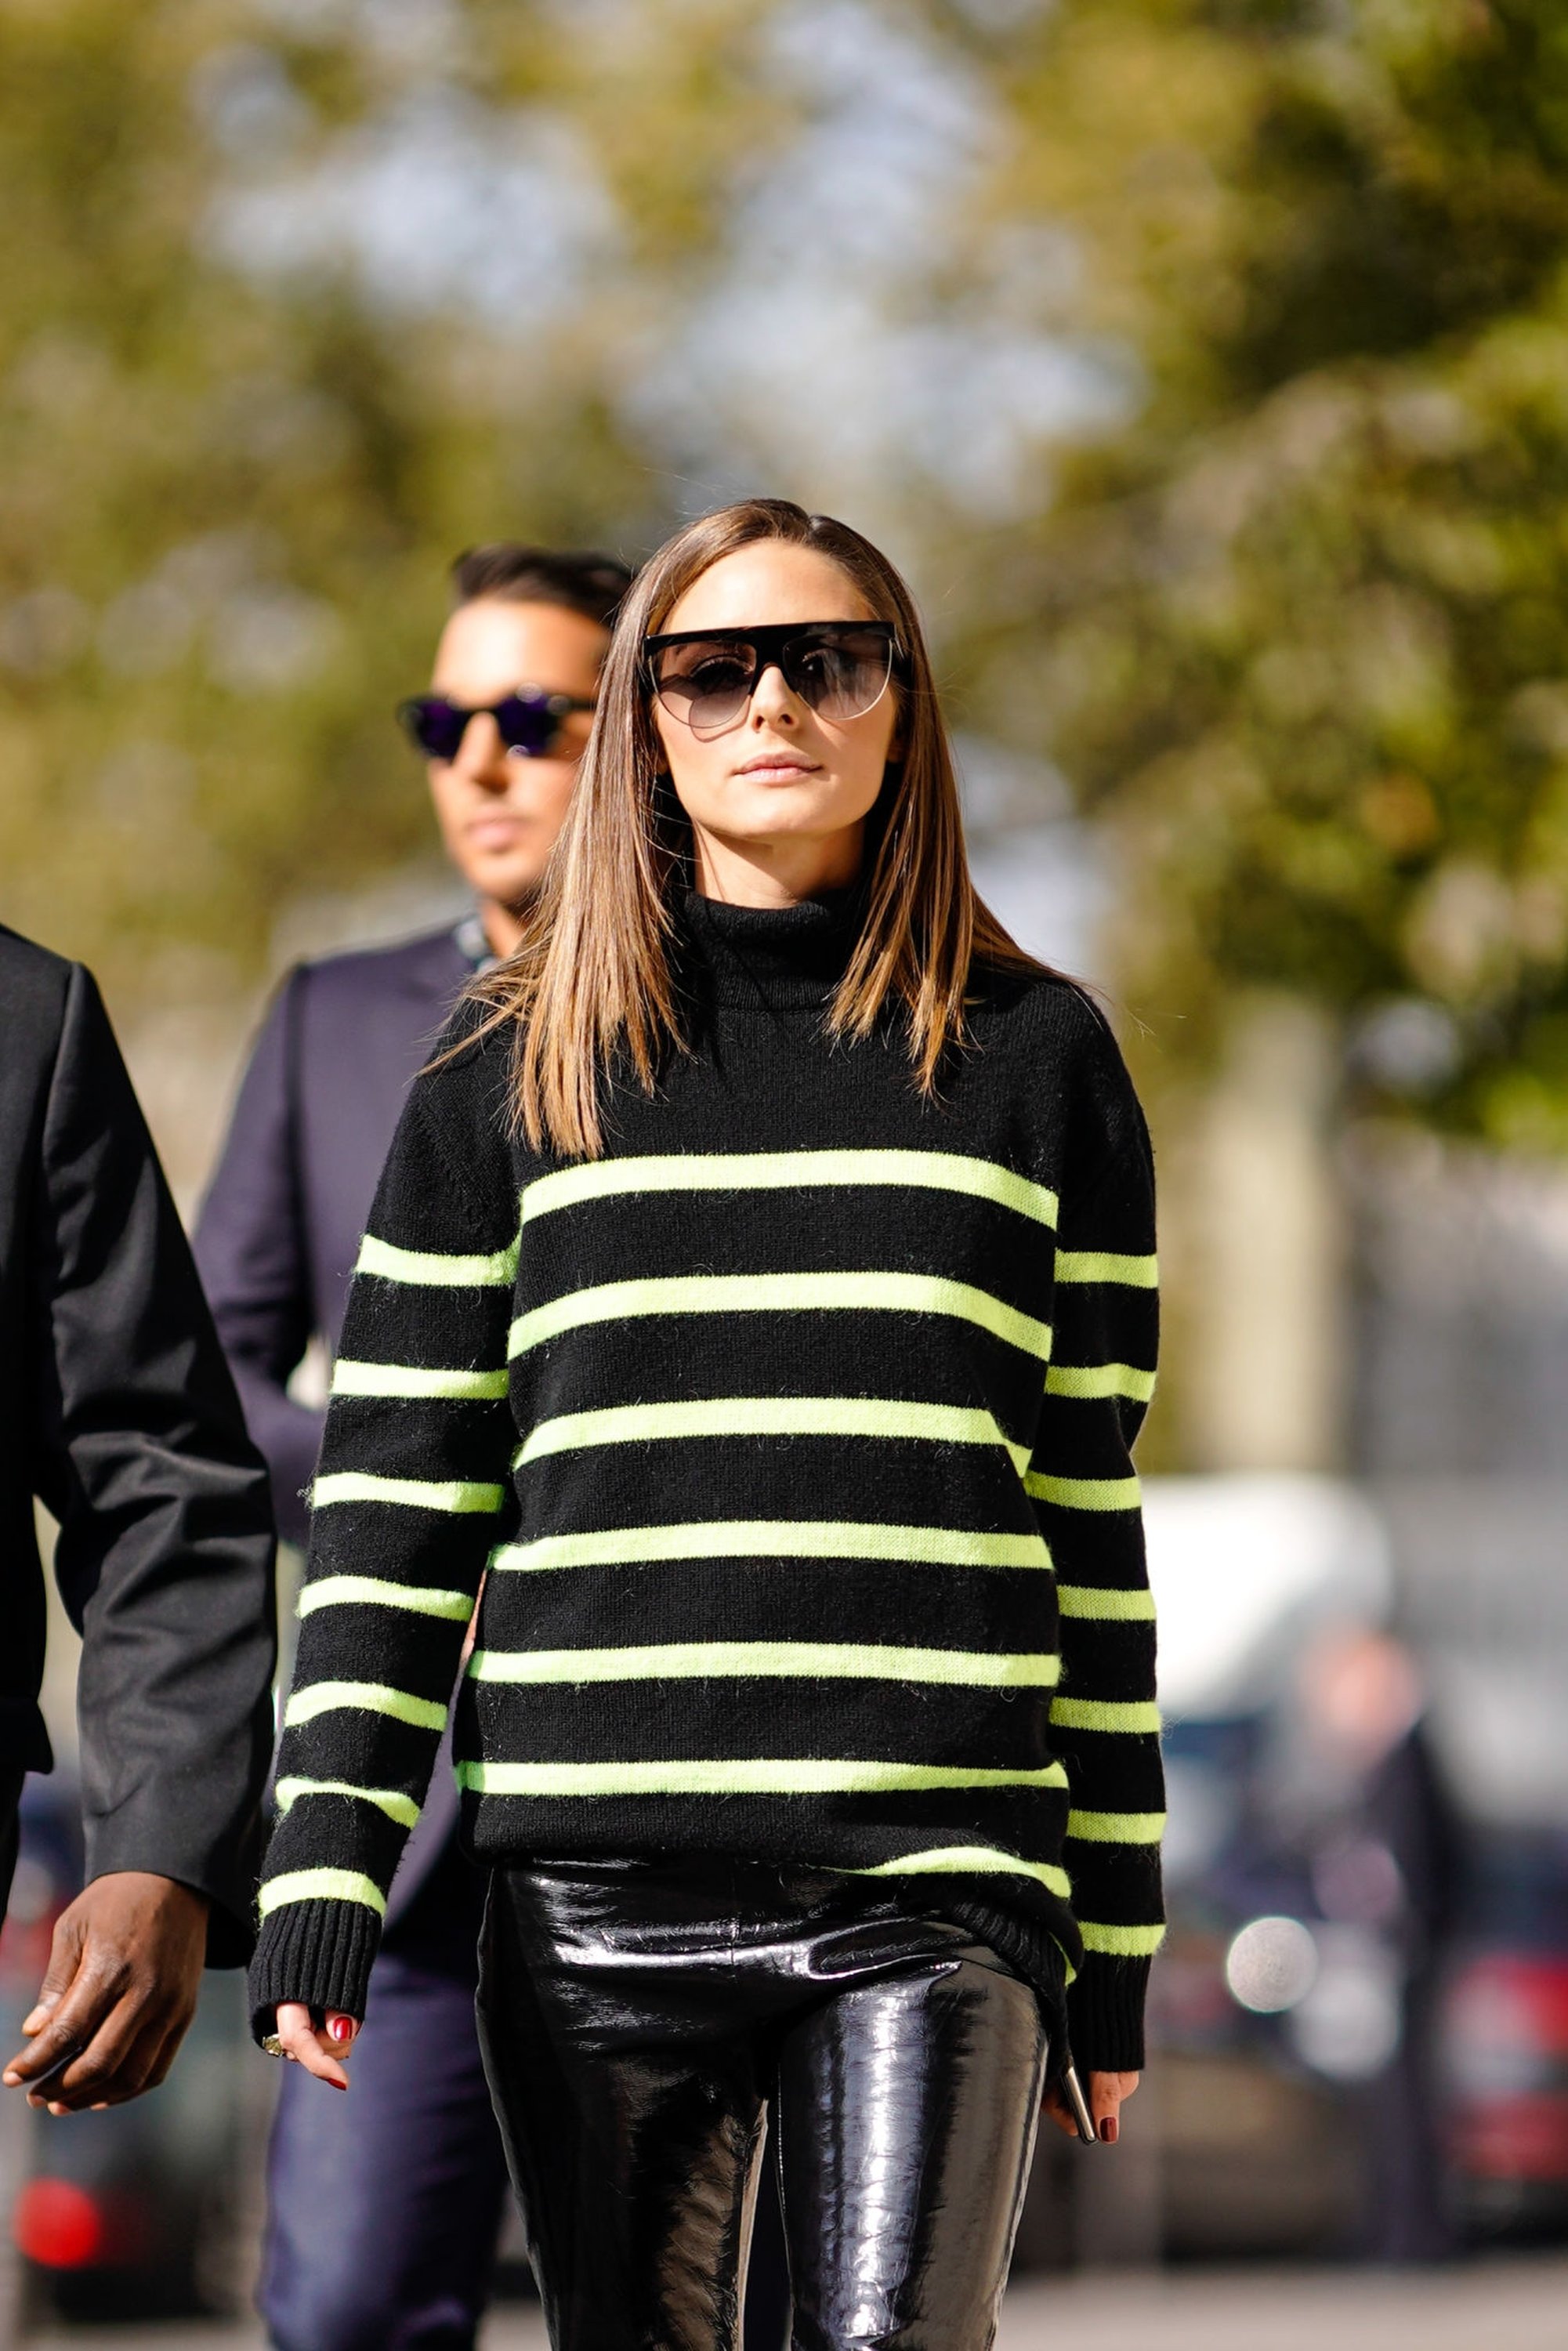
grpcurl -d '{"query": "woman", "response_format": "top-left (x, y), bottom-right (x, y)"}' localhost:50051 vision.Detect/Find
top-left (250, 498), bottom-right (1164, 2349)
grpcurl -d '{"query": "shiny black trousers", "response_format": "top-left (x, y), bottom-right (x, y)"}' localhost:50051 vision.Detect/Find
top-left (476, 1857), bottom-right (1048, 2351)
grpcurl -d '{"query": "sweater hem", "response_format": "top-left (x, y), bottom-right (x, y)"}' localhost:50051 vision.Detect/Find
top-left (935, 1887), bottom-right (1074, 2063)
top-left (461, 1796), bottom-right (1134, 2066)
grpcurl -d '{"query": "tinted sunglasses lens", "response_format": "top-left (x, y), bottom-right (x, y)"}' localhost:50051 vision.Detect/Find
top-left (783, 629), bottom-right (894, 721)
top-left (494, 694), bottom-right (559, 759)
top-left (400, 697), bottom-right (467, 760)
top-left (651, 640), bottom-right (758, 735)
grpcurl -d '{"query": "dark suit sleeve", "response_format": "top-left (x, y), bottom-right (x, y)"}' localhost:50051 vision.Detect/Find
top-left (193, 971), bottom-right (324, 1547)
top-left (32, 966), bottom-right (277, 1965)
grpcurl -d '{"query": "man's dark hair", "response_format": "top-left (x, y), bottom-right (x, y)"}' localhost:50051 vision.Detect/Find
top-left (450, 543), bottom-right (634, 629)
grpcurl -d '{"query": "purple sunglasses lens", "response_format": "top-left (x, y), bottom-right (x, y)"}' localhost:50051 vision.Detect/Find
top-left (494, 694), bottom-right (560, 758)
top-left (400, 690), bottom-right (574, 760)
top-left (402, 698), bottom-right (469, 759)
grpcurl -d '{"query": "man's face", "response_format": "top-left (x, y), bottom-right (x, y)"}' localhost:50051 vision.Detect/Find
top-left (425, 596), bottom-right (609, 908)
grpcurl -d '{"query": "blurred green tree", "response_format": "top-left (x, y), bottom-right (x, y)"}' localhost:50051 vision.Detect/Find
top-left (8, 0), bottom-right (1568, 1173)
top-left (947, 0), bottom-right (1568, 1149)
top-left (0, 0), bottom-right (771, 998)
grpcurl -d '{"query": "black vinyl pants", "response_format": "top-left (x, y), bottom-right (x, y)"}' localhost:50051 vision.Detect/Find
top-left (476, 1856), bottom-right (1048, 2351)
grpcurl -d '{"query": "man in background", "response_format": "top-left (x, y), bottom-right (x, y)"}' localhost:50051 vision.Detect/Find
top-left (1, 926), bottom-right (275, 2115)
top-left (195, 545), bottom-right (631, 2351)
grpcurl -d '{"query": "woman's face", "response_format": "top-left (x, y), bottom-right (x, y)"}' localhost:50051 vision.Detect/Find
top-left (650, 540), bottom-right (900, 903)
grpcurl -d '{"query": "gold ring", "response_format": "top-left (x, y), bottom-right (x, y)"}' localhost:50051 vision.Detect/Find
top-left (261, 2033), bottom-right (288, 2059)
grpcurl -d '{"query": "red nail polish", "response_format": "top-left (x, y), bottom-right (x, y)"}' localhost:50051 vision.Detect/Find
top-left (1099, 2117), bottom-right (1117, 2143)
top-left (328, 2016), bottom-right (354, 2045)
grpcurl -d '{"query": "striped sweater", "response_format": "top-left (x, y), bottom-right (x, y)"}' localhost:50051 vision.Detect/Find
top-left (249, 891), bottom-right (1164, 2070)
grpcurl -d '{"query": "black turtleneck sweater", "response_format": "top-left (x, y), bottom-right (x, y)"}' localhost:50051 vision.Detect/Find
top-left (249, 893), bottom-right (1163, 2070)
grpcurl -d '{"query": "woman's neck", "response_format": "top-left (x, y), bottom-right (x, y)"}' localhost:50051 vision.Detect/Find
top-left (690, 821), bottom-right (864, 907)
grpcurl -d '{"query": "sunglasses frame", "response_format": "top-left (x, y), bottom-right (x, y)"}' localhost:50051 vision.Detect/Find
top-left (397, 686), bottom-right (596, 763)
top-left (641, 620), bottom-right (905, 730)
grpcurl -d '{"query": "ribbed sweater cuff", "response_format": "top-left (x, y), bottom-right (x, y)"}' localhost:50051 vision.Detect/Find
top-left (248, 1901), bottom-right (383, 2043)
top-left (1066, 1954), bottom-right (1150, 2073)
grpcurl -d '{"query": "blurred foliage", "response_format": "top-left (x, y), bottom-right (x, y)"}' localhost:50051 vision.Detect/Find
top-left (0, 0), bottom-right (762, 996)
top-left (951, 0), bottom-right (1568, 1147)
top-left (4, 0), bottom-right (1568, 1160)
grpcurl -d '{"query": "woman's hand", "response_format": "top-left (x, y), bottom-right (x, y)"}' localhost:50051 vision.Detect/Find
top-left (272, 2001), bottom-right (360, 2090)
top-left (1042, 2068), bottom-right (1139, 2145)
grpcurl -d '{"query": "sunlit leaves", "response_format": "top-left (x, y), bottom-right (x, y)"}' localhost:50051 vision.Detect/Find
top-left (943, 0), bottom-right (1568, 1143)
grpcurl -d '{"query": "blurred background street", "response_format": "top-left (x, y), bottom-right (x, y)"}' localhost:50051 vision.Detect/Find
top-left (23, 2258), bottom-right (1568, 2351)
top-left (6, 0), bottom-right (1568, 2338)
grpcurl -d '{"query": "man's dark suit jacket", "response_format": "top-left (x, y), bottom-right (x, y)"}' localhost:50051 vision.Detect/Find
top-left (194, 926), bottom-right (473, 1924)
top-left (0, 925), bottom-right (277, 1963)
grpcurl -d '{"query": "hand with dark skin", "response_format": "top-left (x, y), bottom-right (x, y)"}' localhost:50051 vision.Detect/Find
top-left (1042, 2069), bottom-right (1140, 2146)
top-left (2, 1872), bottom-right (208, 2115)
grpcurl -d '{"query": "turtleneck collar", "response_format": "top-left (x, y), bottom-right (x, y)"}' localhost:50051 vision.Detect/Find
top-left (679, 886), bottom-right (863, 1009)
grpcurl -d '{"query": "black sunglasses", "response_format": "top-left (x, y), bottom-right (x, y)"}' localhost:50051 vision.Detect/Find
top-left (643, 621), bottom-right (904, 738)
top-left (397, 687), bottom-right (596, 763)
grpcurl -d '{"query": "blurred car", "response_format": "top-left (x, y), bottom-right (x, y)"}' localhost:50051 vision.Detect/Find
top-left (1135, 1478), bottom-right (1395, 2256)
top-left (0, 1772), bottom-right (260, 2323)
top-left (1439, 1831), bottom-right (1568, 2241)
top-left (1147, 1722), bottom-right (1360, 2257)
top-left (1143, 1480), bottom-right (1568, 2262)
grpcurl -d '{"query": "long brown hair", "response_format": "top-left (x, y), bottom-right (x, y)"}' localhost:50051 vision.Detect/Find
top-left (466, 498), bottom-right (1041, 1156)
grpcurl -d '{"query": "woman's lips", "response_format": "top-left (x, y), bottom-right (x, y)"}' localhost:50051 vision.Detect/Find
top-left (734, 759), bottom-right (820, 781)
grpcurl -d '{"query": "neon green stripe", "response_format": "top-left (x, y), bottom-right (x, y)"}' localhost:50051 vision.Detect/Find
top-left (311, 1473), bottom-right (505, 1513)
top-left (284, 1681), bottom-right (447, 1732)
top-left (1055, 1251), bottom-right (1157, 1288)
top-left (356, 1233), bottom-right (518, 1285)
top-left (847, 1846), bottom-right (1072, 1896)
top-left (1045, 1362), bottom-right (1157, 1403)
top-left (1056, 1585), bottom-right (1157, 1621)
top-left (258, 1868), bottom-right (386, 1919)
top-left (488, 1520), bottom-right (1051, 1574)
top-left (516, 1396), bottom-right (1030, 1475)
top-left (509, 1273), bottom-right (1050, 1362)
top-left (468, 1643), bottom-right (1059, 1688)
top-left (521, 1149), bottom-right (1057, 1230)
top-left (1050, 1697), bottom-right (1162, 1734)
top-left (275, 1778), bottom-right (421, 1828)
top-left (457, 1757), bottom-right (1069, 1797)
top-left (1026, 1472), bottom-right (1142, 1511)
top-left (298, 1576), bottom-right (473, 1622)
top-left (331, 1360), bottom-right (509, 1400)
top-left (1066, 1810), bottom-right (1166, 1844)
top-left (1078, 1922), bottom-right (1166, 1957)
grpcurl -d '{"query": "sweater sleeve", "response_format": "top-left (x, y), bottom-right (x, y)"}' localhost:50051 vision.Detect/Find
top-left (1030, 1030), bottom-right (1164, 2073)
top-left (248, 1041), bottom-right (517, 2035)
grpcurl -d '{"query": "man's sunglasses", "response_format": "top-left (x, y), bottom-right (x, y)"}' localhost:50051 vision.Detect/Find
top-left (397, 688), bottom-right (596, 763)
top-left (643, 621), bottom-right (904, 739)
